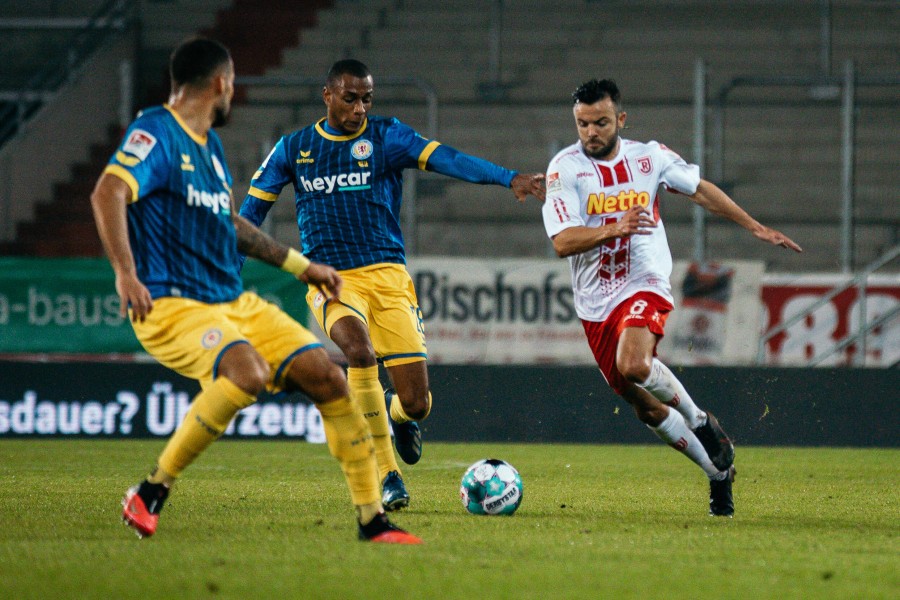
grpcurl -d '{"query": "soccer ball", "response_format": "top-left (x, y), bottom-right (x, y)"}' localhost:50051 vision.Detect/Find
top-left (459, 458), bottom-right (523, 516)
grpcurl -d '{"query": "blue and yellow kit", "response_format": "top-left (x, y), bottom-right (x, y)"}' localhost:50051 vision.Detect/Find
top-left (240, 115), bottom-right (517, 270)
top-left (239, 115), bottom-right (517, 365)
top-left (104, 104), bottom-right (322, 385)
top-left (104, 104), bottom-right (241, 303)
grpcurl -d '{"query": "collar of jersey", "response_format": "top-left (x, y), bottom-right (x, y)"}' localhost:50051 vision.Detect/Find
top-left (315, 117), bottom-right (367, 141)
top-left (164, 104), bottom-right (207, 145)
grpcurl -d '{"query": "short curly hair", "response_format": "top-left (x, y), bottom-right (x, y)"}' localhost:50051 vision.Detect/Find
top-left (170, 37), bottom-right (231, 88)
top-left (572, 79), bottom-right (621, 107)
top-left (326, 59), bottom-right (372, 87)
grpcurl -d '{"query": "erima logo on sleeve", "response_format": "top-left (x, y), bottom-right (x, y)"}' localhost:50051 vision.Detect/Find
top-left (299, 171), bottom-right (371, 193)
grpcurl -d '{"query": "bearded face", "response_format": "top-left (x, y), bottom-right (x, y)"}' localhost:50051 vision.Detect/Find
top-left (573, 97), bottom-right (625, 161)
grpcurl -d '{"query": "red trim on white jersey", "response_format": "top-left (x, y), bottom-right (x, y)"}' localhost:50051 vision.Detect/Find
top-left (542, 138), bottom-right (701, 321)
top-left (594, 163), bottom-right (613, 187)
top-left (552, 198), bottom-right (570, 223)
top-left (614, 159), bottom-right (630, 184)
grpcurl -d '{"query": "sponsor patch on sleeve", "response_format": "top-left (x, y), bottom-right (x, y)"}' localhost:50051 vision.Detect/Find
top-left (658, 143), bottom-right (683, 160)
top-left (122, 129), bottom-right (157, 161)
top-left (547, 172), bottom-right (562, 192)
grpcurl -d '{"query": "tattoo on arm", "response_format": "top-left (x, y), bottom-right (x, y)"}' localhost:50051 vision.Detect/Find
top-left (234, 215), bottom-right (289, 268)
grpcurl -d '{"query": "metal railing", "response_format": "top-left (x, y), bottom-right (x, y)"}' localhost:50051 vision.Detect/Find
top-left (705, 66), bottom-right (900, 272)
top-left (0, 0), bottom-right (134, 149)
top-left (756, 244), bottom-right (900, 366)
top-left (234, 75), bottom-right (438, 139)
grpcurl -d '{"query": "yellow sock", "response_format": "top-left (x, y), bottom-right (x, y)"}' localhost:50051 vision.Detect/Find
top-left (357, 501), bottom-right (383, 525)
top-left (389, 390), bottom-right (432, 424)
top-left (157, 377), bottom-right (255, 478)
top-left (317, 396), bottom-right (380, 508)
top-left (348, 366), bottom-right (400, 481)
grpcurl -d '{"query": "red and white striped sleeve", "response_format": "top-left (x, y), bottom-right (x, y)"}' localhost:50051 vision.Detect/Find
top-left (542, 149), bottom-right (584, 238)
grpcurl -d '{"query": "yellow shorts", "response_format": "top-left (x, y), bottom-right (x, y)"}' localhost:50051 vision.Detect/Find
top-left (306, 263), bottom-right (426, 367)
top-left (131, 292), bottom-right (322, 390)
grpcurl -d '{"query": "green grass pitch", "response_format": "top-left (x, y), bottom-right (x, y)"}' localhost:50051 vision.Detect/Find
top-left (0, 440), bottom-right (896, 599)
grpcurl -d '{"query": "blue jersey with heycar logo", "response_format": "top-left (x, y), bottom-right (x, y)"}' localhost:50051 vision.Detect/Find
top-left (241, 116), bottom-right (436, 271)
top-left (104, 104), bottom-right (242, 303)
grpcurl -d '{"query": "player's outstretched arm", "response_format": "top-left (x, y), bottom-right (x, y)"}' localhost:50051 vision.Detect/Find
top-left (425, 144), bottom-right (544, 201)
top-left (551, 205), bottom-right (655, 257)
top-left (511, 173), bottom-right (546, 202)
top-left (689, 180), bottom-right (802, 252)
top-left (233, 215), bottom-right (342, 299)
top-left (90, 173), bottom-right (154, 322)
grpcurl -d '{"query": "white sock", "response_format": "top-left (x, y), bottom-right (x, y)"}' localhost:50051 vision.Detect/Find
top-left (638, 359), bottom-right (706, 430)
top-left (649, 409), bottom-right (720, 478)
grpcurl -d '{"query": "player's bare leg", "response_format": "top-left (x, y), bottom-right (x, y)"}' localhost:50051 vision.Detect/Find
top-left (619, 324), bottom-right (735, 469)
top-left (616, 326), bottom-right (735, 516)
top-left (123, 343), bottom-right (267, 538)
top-left (385, 360), bottom-right (429, 465)
top-left (386, 361), bottom-right (430, 420)
top-left (328, 316), bottom-right (409, 509)
top-left (282, 347), bottom-right (420, 543)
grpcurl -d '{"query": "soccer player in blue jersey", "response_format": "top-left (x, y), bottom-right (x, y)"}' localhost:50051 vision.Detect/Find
top-left (90, 39), bottom-right (420, 543)
top-left (240, 59), bottom-right (546, 510)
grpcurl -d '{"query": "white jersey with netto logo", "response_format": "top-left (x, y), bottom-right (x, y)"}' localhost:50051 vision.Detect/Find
top-left (542, 138), bottom-right (701, 322)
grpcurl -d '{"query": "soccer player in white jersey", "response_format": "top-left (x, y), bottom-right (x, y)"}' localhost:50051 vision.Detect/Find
top-left (542, 79), bottom-right (802, 516)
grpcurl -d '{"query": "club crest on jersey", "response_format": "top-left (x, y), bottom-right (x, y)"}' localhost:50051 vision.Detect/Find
top-left (201, 328), bottom-right (223, 349)
top-left (122, 129), bottom-right (157, 160)
top-left (637, 156), bottom-right (653, 174)
top-left (351, 139), bottom-right (374, 160)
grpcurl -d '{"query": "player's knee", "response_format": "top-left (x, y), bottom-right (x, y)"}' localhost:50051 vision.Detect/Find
top-left (240, 360), bottom-right (270, 396)
top-left (302, 361), bottom-right (350, 404)
top-left (217, 342), bottom-right (270, 395)
top-left (320, 362), bottom-right (350, 400)
top-left (220, 353), bottom-right (270, 396)
top-left (403, 392), bottom-right (430, 420)
top-left (341, 340), bottom-right (377, 367)
top-left (618, 356), bottom-right (651, 384)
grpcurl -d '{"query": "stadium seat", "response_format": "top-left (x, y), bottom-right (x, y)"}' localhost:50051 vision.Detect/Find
top-left (1, 0), bottom-right (896, 271)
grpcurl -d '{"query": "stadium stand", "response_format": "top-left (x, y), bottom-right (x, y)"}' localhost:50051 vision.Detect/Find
top-left (0, 0), bottom-right (896, 272)
top-left (0, 0), bottom-right (234, 256)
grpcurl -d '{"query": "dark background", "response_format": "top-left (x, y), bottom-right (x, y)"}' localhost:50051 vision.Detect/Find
top-left (1, 360), bottom-right (896, 446)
